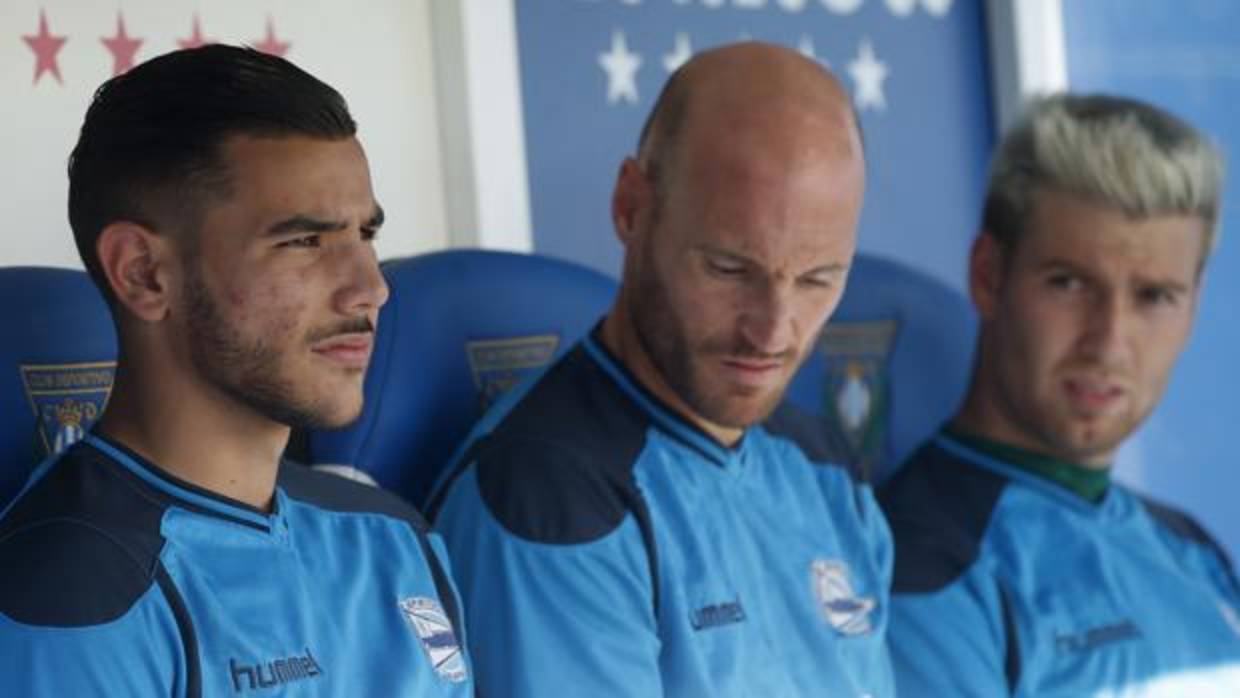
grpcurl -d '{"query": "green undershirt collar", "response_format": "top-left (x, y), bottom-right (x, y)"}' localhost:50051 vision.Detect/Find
top-left (943, 425), bottom-right (1111, 503)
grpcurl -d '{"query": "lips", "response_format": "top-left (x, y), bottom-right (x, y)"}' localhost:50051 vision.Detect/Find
top-left (1063, 376), bottom-right (1125, 413)
top-left (312, 333), bottom-right (373, 370)
top-left (720, 357), bottom-right (785, 388)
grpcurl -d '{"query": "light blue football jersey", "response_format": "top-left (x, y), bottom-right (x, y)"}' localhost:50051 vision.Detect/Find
top-left (882, 433), bottom-right (1240, 697)
top-left (428, 330), bottom-right (894, 698)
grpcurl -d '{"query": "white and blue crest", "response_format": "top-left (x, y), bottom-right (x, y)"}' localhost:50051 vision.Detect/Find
top-left (398, 597), bottom-right (468, 684)
top-left (20, 362), bottom-right (116, 457)
top-left (811, 559), bottom-right (877, 636)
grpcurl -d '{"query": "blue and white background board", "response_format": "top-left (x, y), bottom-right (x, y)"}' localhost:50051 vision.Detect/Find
top-left (514, 0), bottom-right (995, 292)
top-left (1063, 0), bottom-right (1240, 561)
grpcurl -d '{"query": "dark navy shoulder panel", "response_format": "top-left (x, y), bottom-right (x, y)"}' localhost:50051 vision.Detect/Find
top-left (0, 442), bottom-right (168, 626)
top-left (762, 402), bottom-right (853, 471)
top-left (278, 461), bottom-right (430, 533)
top-left (879, 440), bottom-right (1009, 593)
top-left (437, 343), bottom-right (652, 546)
top-left (1137, 492), bottom-right (1235, 570)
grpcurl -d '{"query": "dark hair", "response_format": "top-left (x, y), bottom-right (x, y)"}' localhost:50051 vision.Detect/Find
top-left (67, 44), bottom-right (357, 302)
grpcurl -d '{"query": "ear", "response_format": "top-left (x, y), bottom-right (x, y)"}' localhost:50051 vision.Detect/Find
top-left (969, 231), bottom-right (1005, 322)
top-left (611, 157), bottom-right (653, 248)
top-left (95, 222), bottom-right (174, 323)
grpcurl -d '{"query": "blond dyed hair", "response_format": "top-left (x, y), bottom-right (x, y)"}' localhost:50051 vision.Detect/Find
top-left (983, 93), bottom-right (1225, 266)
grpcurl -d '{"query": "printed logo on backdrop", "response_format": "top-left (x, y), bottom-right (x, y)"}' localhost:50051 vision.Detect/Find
top-left (398, 597), bottom-right (468, 683)
top-left (21, 362), bottom-right (116, 457)
top-left (465, 335), bottom-right (561, 412)
top-left (810, 558), bottom-right (877, 636)
top-left (817, 320), bottom-right (898, 482)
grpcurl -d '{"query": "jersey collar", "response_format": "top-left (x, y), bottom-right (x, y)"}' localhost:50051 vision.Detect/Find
top-left (583, 330), bottom-right (741, 467)
top-left (84, 432), bottom-right (280, 532)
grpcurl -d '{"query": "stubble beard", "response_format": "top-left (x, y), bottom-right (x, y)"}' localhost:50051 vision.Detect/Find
top-left (182, 267), bottom-right (357, 431)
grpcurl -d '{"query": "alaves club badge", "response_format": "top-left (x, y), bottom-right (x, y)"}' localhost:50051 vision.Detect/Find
top-left (399, 597), bottom-right (468, 683)
top-left (20, 362), bottom-right (116, 457)
top-left (811, 559), bottom-right (877, 636)
top-left (465, 334), bottom-right (560, 412)
top-left (817, 320), bottom-right (898, 481)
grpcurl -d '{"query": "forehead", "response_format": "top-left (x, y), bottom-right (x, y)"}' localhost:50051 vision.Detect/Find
top-left (1018, 190), bottom-right (1205, 280)
top-left (215, 134), bottom-right (374, 218)
top-left (666, 122), bottom-right (864, 261)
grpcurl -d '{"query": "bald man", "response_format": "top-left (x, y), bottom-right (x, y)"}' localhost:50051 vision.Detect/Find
top-left (427, 43), bottom-right (893, 697)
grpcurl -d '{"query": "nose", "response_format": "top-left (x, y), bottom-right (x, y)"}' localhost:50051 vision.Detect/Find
top-left (1078, 290), bottom-right (1131, 364)
top-left (738, 281), bottom-right (797, 356)
top-left (333, 239), bottom-right (390, 317)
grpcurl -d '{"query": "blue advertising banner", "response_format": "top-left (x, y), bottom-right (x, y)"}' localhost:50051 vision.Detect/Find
top-left (1064, 0), bottom-right (1240, 560)
top-left (514, 0), bottom-right (994, 293)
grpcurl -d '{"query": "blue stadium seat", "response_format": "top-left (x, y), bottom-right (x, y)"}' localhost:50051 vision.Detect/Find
top-left (302, 249), bottom-right (618, 506)
top-left (0, 267), bottom-right (117, 506)
top-left (785, 253), bottom-right (976, 484)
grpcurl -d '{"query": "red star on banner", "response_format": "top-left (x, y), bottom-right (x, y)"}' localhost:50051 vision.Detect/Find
top-left (252, 17), bottom-right (290, 57)
top-left (177, 14), bottom-right (213, 50)
top-left (101, 12), bottom-right (143, 76)
top-left (22, 9), bottom-right (68, 85)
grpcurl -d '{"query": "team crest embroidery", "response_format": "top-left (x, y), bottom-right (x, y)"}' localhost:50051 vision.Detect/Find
top-left (817, 320), bottom-right (899, 481)
top-left (811, 559), bottom-right (877, 636)
top-left (465, 334), bottom-right (560, 412)
top-left (399, 597), bottom-right (468, 683)
top-left (20, 362), bottom-right (116, 457)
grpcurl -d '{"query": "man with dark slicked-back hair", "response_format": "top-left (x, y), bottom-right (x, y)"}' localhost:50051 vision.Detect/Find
top-left (429, 42), bottom-right (894, 698)
top-left (0, 45), bottom-right (473, 696)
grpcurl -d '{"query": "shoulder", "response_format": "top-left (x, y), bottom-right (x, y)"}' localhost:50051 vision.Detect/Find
top-left (760, 402), bottom-right (853, 469)
top-left (879, 439), bottom-right (1011, 593)
top-left (278, 460), bottom-right (430, 533)
top-left (0, 443), bottom-right (167, 627)
top-left (1131, 489), bottom-right (1234, 569)
top-left (433, 343), bottom-right (653, 545)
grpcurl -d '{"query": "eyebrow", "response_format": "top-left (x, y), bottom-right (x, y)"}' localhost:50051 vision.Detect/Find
top-left (265, 204), bottom-right (385, 236)
top-left (695, 244), bottom-right (850, 276)
top-left (1038, 258), bottom-right (1192, 293)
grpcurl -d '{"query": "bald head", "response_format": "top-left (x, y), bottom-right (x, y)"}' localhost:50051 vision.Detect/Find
top-left (637, 42), bottom-right (862, 199)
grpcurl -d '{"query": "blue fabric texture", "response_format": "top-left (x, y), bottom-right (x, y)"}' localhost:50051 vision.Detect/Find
top-left (882, 433), bottom-right (1240, 697)
top-left (429, 331), bottom-right (895, 697)
top-left (0, 434), bottom-right (473, 697)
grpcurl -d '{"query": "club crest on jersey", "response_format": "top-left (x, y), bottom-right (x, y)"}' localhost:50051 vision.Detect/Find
top-left (465, 334), bottom-right (560, 412)
top-left (20, 362), bottom-right (116, 457)
top-left (399, 597), bottom-right (468, 683)
top-left (811, 559), bottom-right (877, 636)
top-left (817, 320), bottom-right (898, 482)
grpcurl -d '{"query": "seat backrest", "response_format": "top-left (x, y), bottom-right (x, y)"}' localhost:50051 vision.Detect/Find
top-left (784, 253), bottom-right (976, 484)
top-left (0, 267), bottom-right (117, 505)
top-left (302, 249), bottom-right (618, 506)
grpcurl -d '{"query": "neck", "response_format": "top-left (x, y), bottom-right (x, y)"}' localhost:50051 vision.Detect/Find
top-left (96, 354), bottom-right (288, 512)
top-left (600, 297), bottom-right (743, 447)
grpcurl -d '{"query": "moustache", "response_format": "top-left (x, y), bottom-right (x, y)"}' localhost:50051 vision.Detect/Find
top-left (307, 317), bottom-right (375, 343)
top-left (701, 339), bottom-right (797, 364)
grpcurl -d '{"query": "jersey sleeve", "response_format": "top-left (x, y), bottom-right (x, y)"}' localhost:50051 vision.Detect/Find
top-left (434, 465), bottom-right (664, 698)
top-left (888, 566), bottom-right (1015, 697)
top-left (0, 582), bottom-right (189, 697)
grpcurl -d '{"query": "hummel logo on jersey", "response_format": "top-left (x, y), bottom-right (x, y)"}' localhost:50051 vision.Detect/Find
top-left (229, 647), bottom-right (322, 693)
top-left (690, 596), bottom-right (747, 631)
top-left (1054, 620), bottom-right (1141, 654)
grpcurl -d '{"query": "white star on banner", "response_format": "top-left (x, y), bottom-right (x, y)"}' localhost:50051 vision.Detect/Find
top-left (848, 38), bottom-right (889, 111)
top-left (663, 33), bottom-right (692, 73)
top-left (599, 30), bottom-right (642, 105)
top-left (797, 34), bottom-right (829, 66)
